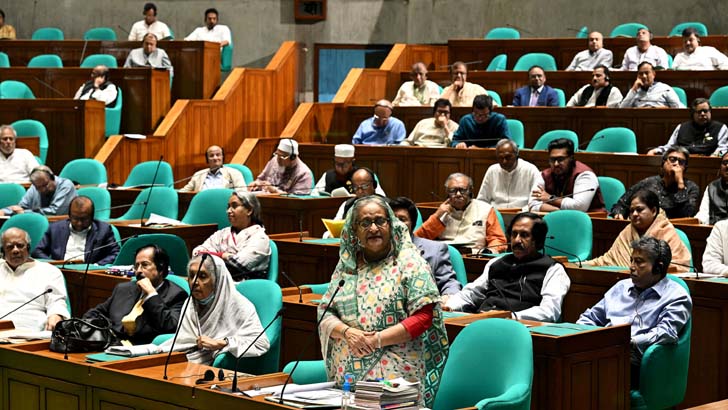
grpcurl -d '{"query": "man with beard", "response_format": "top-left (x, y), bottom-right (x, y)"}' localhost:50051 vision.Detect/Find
top-left (647, 98), bottom-right (728, 156)
top-left (249, 139), bottom-right (313, 195)
top-left (313, 144), bottom-right (385, 196)
top-left (529, 138), bottom-right (606, 213)
top-left (392, 62), bottom-right (441, 106)
top-left (566, 65), bottom-right (623, 107)
top-left (184, 8), bottom-right (232, 47)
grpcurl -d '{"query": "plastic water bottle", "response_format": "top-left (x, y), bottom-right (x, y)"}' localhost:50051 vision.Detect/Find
top-left (341, 374), bottom-right (352, 409)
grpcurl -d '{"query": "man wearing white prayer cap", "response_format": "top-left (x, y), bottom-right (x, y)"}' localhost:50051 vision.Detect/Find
top-left (249, 139), bottom-right (314, 194)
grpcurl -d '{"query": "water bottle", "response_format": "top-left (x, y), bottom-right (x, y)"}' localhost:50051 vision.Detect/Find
top-left (341, 373), bottom-right (352, 409)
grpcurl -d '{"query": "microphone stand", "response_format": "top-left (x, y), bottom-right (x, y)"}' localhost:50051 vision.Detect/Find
top-left (0, 289), bottom-right (53, 321)
top-left (543, 242), bottom-right (584, 268)
top-left (279, 271), bottom-right (303, 303)
top-left (139, 155), bottom-right (163, 227)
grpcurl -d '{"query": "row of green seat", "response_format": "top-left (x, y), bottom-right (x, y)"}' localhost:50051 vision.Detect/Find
top-left (0, 52), bottom-right (118, 69)
top-left (485, 21), bottom-right (709, 39)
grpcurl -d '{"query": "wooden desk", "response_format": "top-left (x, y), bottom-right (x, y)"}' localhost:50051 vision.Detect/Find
top-left (271, 233), bottom-right (341, 285)
top-left (60, 268), bottom-right (129, 317)
top-left (687, 399), bottom-right (728, 409)
top-left (0, 67), bottom-right (170, 134)
top-left (110, 219), bottom-right (218, 253)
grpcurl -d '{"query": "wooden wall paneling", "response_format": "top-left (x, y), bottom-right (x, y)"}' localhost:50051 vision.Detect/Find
top-left (4, 368), bottom-right (88, 410)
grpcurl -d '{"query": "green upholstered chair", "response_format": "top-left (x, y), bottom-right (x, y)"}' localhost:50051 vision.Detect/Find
top-left (585, 127), bottom-right (637, 153)
top-left (485, 27), bottom-right (520, 39)
top-left (221, 38), bottom-right (234, 72)
top-left (487, 90), bottom-right (502, 106)
top-left (610, 23), bottom-right (648, 38)
top-left (11, 119), bottom-right (48, 164)
top-left (122, 160), bottom-right (174, 188)
top-left (105, 87), bottom-right (122, 137)
top-left (447, 245), bottom-right (468, 287)
top-left (0, 52), bottom-right (9, 68)
top-left (513, 53), bottom-right (557, 71)
top-left (114, 234), bottom-right (189, 277)
top-left (414, 207), bottom-right (423, 231)
top-left (553, 88), bottom-right (566, 107)
top-left (630, 275), bottom-right (692, 410)
top-left (111, 224), bottom-right (121, 243)
top-left (1, 80), bottom-right (35, 99)
top-left (669, 22), bottom-right (708, 37)
top-left (575, 26), bottom-right (589, 38)
top-left (674, 228), bottom-right (693, 270)
top-left (31, 27), bottom-right (64, 40)
top-left (543, 210), bottom-right (593, 262)
top-left (494, 208), bottom-right (506, 234)
top-left (181, 188), bottom-right (233, 229)
top-left (83, 27), bottom-right (117, 41)
top-left (0, 213), bottom-right (50, 251)
top-left (77, 187), bottom-right (112, 221)
top-left (506, 119), bottom-right (525, 148)
top-left (213, 279), bottom-right (283, 375)
top-left (709, 86), bottom-right (728, 108)
top-left (597, 176), bottom-right (625, 212)
top-left (532, 129), bottom-right (578, 151)
top-left (0, 183), bottom-right (25, 208)
top-left (59, 158), bottom-right (108, 186)
top-left (224, 163), bottom-right (254, 185)
top-left (81, 54), bottom-right (118, 68)
top-left (486, 54), bottom-right (507, 71)
top-left (27, 54), bottom-right (63, 68)
top-left (115, 187), bottom-right (179, 221)
top-left (267, 240), bottom-right (279, 282)
top-left (301, 283), bottom-right (329, 295)
top-left (282, 360), bottom-right (328, 384)
top-left (433, 318), bottom-right (533, 410)
top-left (672, 86), bottom-right (687, 107)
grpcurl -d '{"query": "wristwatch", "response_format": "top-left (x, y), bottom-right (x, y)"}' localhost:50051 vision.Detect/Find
top-left (223, 337), bottom-right (230, 347)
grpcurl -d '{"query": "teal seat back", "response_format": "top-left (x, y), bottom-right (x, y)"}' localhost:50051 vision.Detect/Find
top-left (59, 158), bottom-right (108, 186)
top-left (709, 85), bottom-right (728, 108)
top-left (610, 22), bottom-right (648, 38)
top-left (486, 54), bottom-right (507, 71)
top-left (282, 360), bottom-right (327, 384)
top-left (414, 207), bottom-right (423, 231)
top-left (666, 54), bottom-right (673, 69)
top-left (122, 160), bottom-right (174, 188)
top-left (114, 234), bottom-right (189, 276)
top-left (81, 54), bottom-right (118, 68)
top-left (105, 87), bottom-right (122, 137)
top-left (84, 27), bottom-right (117, 41)
top-left (576, 26), bottom-right (589, 38)
top-left (221, 38), bottom-right (233, 72)
top-left (77, 187), bottom-right (112, 220)
top-left (506, 119), bottom-right (525, 148)
top-left (554, 87), bottom-right (566, 107)
top-left (586, 127), bottom-right (637, 153)
top-left (0, 213), bottom-right (49, 251)
top-left (494, 208), bottom-right (506, 233)
top-left (181, 188), bottom-right (233, 229)
top-left (447, 245), bottom-right (467, 287)
top-left (485, 27), bottom-right (520, 40)
top-left (213, 279), bottom-right (283, 374)
top-left (513, 53), bottom-right (557, 71)
top-left (543, 210), bottom-right (592, 262)
top-left (224, 163), bottom-right (254, 185)
top-left (31, 27), bottom-right (64, 40)
top-left (0, 183), bottom-right (26, 208)
top-left (0, 52), bottom-right (9, 68)
top-left (672, 86), bottom-right (687, 107)
top-left (597, 176), bottom-right (625, 212)
top-left (487, 89), bottom-right (502, 106)
top-left (533, 129), bottom-right (578, 151)
top-left (1, 80), bottom-right (35, 99)
top-left (110, 224), bottom-right (121, 243)
top-left (28, 54), bottom-right (63, 68)
top-left (674, 228), bottom-right (693, 268)
top-left (302, 283), bottom-right (329, 295)
top-left (669, 22), bottom-right (708, 37)
top-left (130, 274), bottom-right (190, 294)
top-left (268, 240), bottom-right (279, 281)
top-left (11, 119), bottom-right (48, 164)
top-left (433, 319), bottom-right (533, 410)
top-left (116, 187), bottom-right (178, 221)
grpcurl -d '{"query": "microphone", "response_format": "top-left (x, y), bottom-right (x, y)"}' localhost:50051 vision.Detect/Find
top-left (139, 155), bottom-right (163, 227)
top-left (94, 202), bottom-right (147, 214)
top-left (505, 23), bottom-right (535, 36)
top-left (429, 191), bottom-right (439, 201)
top-left (79, 38), bottom-right (89, 65)
top-left (487, 279), bottom-right (519, 320)
top-left (279, 279), bottom-right (345, 403)
top-left (543, 238), bottom-right (583, 268)
top-left (578, 135), bottom-right (605, 149)
top-left (299, 215), bottom-right (304, 242)
top-left (60, 234), bottom-right (137, 268)
top-left (476, 241), bottom-right (511, 257)
top-left (566, 27), bottom-right (585, 33)
top-left (670, 261), bottom-right (697, 278)
top-left (279, 271), bottom-right (302, 303)
top-left (438, 60), bottom-right (483, 69)
top-left (542, 188), bottom-right (596, 204)
top-left (0, 289), bottom-right (53, 321)
top-left (163, 253), bottom-right (208, 380)
top-left (117, 24), bottom-right (131, 36)
top-left (32, 76), bottom-right (65, 97)
top-left (169, 175), bottom-right (195, 188)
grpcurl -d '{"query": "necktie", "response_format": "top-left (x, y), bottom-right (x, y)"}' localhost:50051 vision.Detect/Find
top-left (529, 89), bottom-right (539, 107)
top-left (121, 298), bottom-right (144, 336)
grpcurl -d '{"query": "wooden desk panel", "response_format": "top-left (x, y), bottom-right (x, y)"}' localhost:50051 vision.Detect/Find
top-left (61, 269), bottom-right (129, 316)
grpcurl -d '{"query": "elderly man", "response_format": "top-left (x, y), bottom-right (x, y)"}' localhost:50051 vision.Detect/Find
top-left (648, 98), bottom-right (728, 156)
top-left (695, 152), bottom-right (728, 225)
top-left (619, 62), bottom-right (684, 108)
top-left (389, 196), bottom-right (461, 296)
top-left (529, 138), bottom-right (606, 213)
top-left (0, 228), bottom-right (70, 331)
top-left (0, 124), bottom-right (39, 183)
top-left (392, 62), bottom-right (441, 106)
top-left (440, 61), bottom-right (488, 107)
top-left (578, 236), bottom-right (691, 388)
top-left (401, 98), bottom-right (459, 147)
top-left (351, 100), bottom-right (406, 145)
top-left (566, 65), bottom-right (623, 107)
top-left (313, 144), bottom-right (385, 196)
top-left (128, 2), bottom-right (171, 41)
top-left (620, 28), bottom-right (669, 71)
top-left (477, 139), bottom-right (543, 208)
top-left (32, 196), bottom-right (120, 264)
top-left (673, 27), bottom-right (728, 71)
top-left (3, 166), bottom-right (77, 216)
top-left (612, 147), bottom-right (699, 219)
top-left (249, 139), bottom-right (313, 195)
top-left (565, 31), bottom-right (613, 71)
top-left (124, 32), bottom-right (173, 77)
top-left (452, 94), bottom-right (510, 149)
top-left (703, 219), bottom-right (728, 275)
top-left (73, 65), bottom-right (119, 107)
top-left (330, 168), bottom-right (385, 221)
top-left (184, 8), bottom-right (232, 47)
top-left (513, 66), bottom-right (559, 107)
top-left (179, 145), bottom-right (246, 192)
top-left (415, 173), bottom-right (507, 254)
top-left (442, 212), bottom-right (570, 322)
top-left (84, 245), bottom-right (187, 344)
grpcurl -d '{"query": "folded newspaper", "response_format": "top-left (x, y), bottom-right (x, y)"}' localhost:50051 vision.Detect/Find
top-left (105, 343), bottom-right (166, 357)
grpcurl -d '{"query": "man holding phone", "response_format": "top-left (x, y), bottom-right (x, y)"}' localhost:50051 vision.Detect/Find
top-left (619, 62), bottom-right (684, 108)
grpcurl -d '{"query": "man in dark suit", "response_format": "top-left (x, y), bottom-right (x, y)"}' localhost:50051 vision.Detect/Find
top-left (84, 244), bottom-right (187, 344)
top-left (389, 197), bottom-right (461, 295)
top-left (32, 196), bottom-right (120, 264)
top-left (512, 65), bottom-right (560, 107)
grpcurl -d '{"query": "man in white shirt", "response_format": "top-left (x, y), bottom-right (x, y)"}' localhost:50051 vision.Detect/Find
top-left (565, 31), bottom-right (614, 71)
top-left (477, 139), bottom-right (543, 209)
top-left (128, 2), bottom-right (171, 41)
top-left (392, 62), bottom-right (441, 106)
top-left (179, 145), bottom-right (246, 192)
top-left (124, 33), bottom-right (173, 78)
top-left (0, 124), bottom-right (39, 183)
top-left (401, 98), bottom-right (459, 147)
top-left (0, 228), bottom-right (69, 331)
top-left (620, 28), bottom-right (669, 71)
top-left (73, 65), bottom-right (119, 107)
top-left (567, 65), bottom-right (623, 107)
top-left (184, 8), bottom-right (231, 47)
top-left (619, 62), bottom-right (684, 108)
top-left (440, 62), bottom-right (489, 107)
top-left (673, 27), bottom-right (728, 71)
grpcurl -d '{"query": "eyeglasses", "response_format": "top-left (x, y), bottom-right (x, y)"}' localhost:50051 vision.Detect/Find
top-left (721, 160), bottom-right (728, 166)
top-left (695, 109), bottom-right (710, 114)
top-left (666, 156), bottom-right (687, 166)
top-left (436, 109), bottom-right (451, 116)
top-left (133, 260), bottom-right (155, 270)
top-left (350, 183), bottom-right (372, 192)
top-left (273, 152), bottom-right (290, 160)
top-left (548, 156), bottom-right (570, 164)
top-left (357, 217), bottom-right (389, 230)
top-left (446, 187), bottom-right (470, 196)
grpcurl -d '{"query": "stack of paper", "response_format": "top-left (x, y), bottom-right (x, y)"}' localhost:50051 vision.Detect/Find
top-left (105, 343), bottom-right (165, 357)
top-left (353, 378), bottom-right (419, 409)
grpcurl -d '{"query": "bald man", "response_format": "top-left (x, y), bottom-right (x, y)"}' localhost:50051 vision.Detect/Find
top-left (179, 145), bottom-right (246, 192)
top-left (4, 165), bottom-right (77, 216)
top-left (392, 62), bottom-right (441, 106)
top-left (565, 31), bottom-right (614, 71)
top-left (352, 99), bottom-right (406, 145)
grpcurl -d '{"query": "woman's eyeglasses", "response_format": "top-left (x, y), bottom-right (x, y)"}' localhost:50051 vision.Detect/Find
top-left (357, 217), bottom-right (389, 229)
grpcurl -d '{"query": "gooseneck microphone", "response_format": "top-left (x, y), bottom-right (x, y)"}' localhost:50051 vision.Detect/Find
top-left (60, 234), bottom-right (137, 268)
top-left (279, 279), bottom-right (345, 404)
top-left (487, 279), bottom-right (519, 320)
top-left (0, 289), bottom-right (53, 321)
top-left (139, 155), bottom-right (164, 227)
top-left (279, 271), bottom-right (303, 303)
top-left (578, 135), bottom-right (605, 150)
top-left (543, 238), bottom-right (584, 268)
top-left (670, 261), bottom-right (697, 278)
top-left (543, 188), bottom-right (596, 204)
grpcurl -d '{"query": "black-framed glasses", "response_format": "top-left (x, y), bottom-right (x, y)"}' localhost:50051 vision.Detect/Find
top-left (666, 156), bottom-right (687, 166)
top-left (549, 156), bottom-right (570, 164)
top-left (350, 183), bottom-right (372, 192)
top-left (357, 217), bottom-right (389, 230)
top-left (695, 109), bottom-right (710, 114)
top-left (446, 187), bottom-right (470, 196)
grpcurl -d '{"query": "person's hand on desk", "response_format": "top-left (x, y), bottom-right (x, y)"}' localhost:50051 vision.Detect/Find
top-left (439, 295), bottom-right (451, 311)
top-left (46, 314), bottom-right (63, 330)
top-left (454, 142), bottom-right (468, 149)
top-left (344, 327), bottom-right (376, 357)
top-left (197, 335), bottom-right (228, 351)
top-left (5, 205), bottom-right (23, 215)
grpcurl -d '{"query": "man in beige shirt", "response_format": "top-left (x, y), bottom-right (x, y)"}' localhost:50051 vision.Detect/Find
top-left (179, 145), bottom-right (246, 192)
top-left (440, 61), bottom-right (490, 107)
top-left (401, 98), bottom-right (459, 147)
top-left (392, 62), bottom-right (441, 106)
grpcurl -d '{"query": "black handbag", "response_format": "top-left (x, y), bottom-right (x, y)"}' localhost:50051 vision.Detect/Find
top-left (49, 317), bottom-right (118, 353)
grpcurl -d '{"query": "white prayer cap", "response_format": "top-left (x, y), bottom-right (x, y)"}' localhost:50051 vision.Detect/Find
top-left (334, 144), bottom-right (355, 158)
top-left (277, 139), bottom-right (299, 156)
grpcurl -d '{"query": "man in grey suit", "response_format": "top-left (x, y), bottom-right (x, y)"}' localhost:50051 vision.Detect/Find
top-left (389, 196), bottom-right (462, 295)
